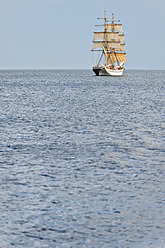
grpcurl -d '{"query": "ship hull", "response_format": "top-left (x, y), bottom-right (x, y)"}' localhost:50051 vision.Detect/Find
top-left (93, 67), bottom-right (109, 76)
top-left (93, 67), bottom-right (124, 76)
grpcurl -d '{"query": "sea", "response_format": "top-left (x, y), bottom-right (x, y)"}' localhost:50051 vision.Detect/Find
top-left (0, 69), bottom-right (165, 248)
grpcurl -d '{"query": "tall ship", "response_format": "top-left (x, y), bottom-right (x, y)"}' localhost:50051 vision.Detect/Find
top-left (92, 10), bottom-right (126, 76)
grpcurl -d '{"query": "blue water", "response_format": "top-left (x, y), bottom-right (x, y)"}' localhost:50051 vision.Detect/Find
top-left (0, 70), bottom-right (165, 247)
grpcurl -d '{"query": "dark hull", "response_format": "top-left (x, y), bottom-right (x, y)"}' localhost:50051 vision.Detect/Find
top-left (93, 67), bottom-right (109, 76)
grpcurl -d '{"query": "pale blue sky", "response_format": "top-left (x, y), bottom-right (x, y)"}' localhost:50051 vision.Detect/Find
top-left (0, 0), bottom-right (164, 69)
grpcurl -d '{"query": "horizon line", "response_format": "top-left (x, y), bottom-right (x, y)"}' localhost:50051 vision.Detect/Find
top-left (0, 68), bottom-right (165, 71)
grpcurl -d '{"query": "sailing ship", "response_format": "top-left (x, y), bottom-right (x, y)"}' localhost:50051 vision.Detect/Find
top-left (92, 10), bottom-right (126, 76)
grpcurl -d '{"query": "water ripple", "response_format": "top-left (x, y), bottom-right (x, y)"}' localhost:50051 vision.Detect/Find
top-left (0, 70), bottom-right (165, 247)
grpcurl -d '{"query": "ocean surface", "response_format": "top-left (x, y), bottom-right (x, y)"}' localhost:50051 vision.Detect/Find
top-left (0, 69), bottom-right (165, 247)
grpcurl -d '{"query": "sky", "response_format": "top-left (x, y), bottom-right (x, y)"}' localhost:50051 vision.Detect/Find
top-left (0, 0), bottom-right (164, 70)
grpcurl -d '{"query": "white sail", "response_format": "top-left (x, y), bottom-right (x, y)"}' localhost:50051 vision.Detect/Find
top-left (92, 41), bottom-right (125, 52)
top-left (93, 32), bottom-right (105, 41)
top-left (107, 24), bottom-right (123, 33)
top-left (94, 31), bottom-right (120, 41)
top-left (106, 32), bottom-right (120, 41)
top-left (107, 41), bottom-right (121, 51)
top-left (92, 41), bottom-right (103, 50)
top-left (94, 32), bottom-right (122, 41)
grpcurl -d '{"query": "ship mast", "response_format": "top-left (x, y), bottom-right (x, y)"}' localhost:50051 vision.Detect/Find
top-left (97, 9), bottom-right (108, 66)
top-left (104, 10), bottom-right (108, 66)
top-left (111, 13), bottom-right (119, 67)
